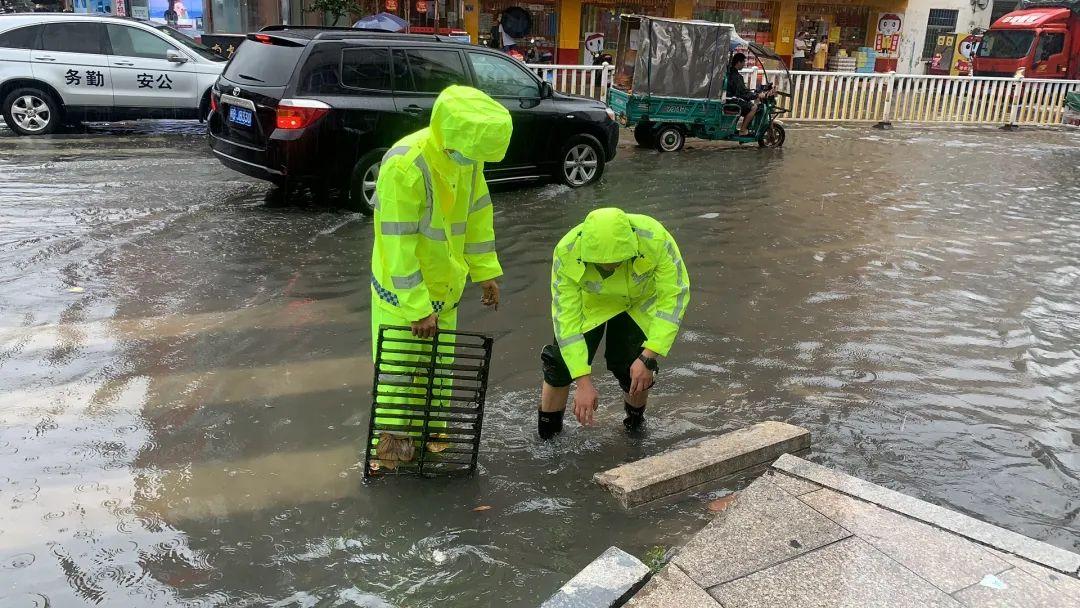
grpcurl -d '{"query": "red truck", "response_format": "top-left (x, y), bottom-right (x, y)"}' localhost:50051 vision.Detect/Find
top-left (974, 0), bottom-right (1079, 78)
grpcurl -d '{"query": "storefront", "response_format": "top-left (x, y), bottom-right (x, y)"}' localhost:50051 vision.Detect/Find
top-left (205, 0), bottom-right (281, 33)
top-left (71, 0), bottom-right (116, 13)
top-left (693, 0), bottom-right (778, 45)
top-left (797, 3), bottom-right (869, 54)
top-left (477, 0), bottom-right (558, 54)
top-left (408, 0), bottom-right (467, 33)
top-left (462, 0), bottom-right (906, 67)
top-left (579, 0), bottom-right (673, 62)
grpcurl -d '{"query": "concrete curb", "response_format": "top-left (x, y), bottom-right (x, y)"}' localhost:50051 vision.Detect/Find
top-left (594, 421), bottom-right (810, 508)
top-left (540, 546), bottom-right (651, 608)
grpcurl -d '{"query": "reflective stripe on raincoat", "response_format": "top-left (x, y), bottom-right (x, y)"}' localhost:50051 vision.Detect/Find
top-left (551, 208), bottom-right (690, 379)
top-left (371, 85), bottom-right (512, 322)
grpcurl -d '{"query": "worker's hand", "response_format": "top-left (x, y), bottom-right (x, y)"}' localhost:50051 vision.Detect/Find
top-left (629, 359), bottom-right (655, 396)
top-left (573, 376), bottom-right (599, 425)
top-left (411, 313), bottom-right (439, 339)
top-left (479, 279), bottom-right (500, 311)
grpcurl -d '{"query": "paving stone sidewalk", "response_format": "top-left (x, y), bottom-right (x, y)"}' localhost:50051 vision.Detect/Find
top-left (626, 454), bottom-right (1080, 608)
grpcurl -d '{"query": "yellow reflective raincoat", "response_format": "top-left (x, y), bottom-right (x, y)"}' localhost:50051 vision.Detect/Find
top-left (551, 208), bottom-right (690, 379)
top-left (370, 86), bottom-right (512, 431)
top-left (370, 85), bottom-right (512, 330)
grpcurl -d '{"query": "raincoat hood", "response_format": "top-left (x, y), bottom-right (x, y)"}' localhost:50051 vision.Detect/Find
top-left (579, 208), bottom-right (638, 264)
top-left (430, 85), bottom-right (513, 163)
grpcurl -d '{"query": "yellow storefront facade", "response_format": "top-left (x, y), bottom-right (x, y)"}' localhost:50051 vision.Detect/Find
top-left (463, 0), bottom-right (907, 66)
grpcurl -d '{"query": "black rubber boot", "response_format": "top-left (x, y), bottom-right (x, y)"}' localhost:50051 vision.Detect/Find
top-left (538, 409), bottom-right (565, 439)
top-left (624, 402), bottom-right (646, 432)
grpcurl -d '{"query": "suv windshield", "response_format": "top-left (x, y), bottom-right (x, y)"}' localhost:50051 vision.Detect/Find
top-left (976, 30), bottom-right (1036, 59)
top-left (223, 38), bottom-right (305, 86)
top-left (154, 25), bottom-right (226, 61)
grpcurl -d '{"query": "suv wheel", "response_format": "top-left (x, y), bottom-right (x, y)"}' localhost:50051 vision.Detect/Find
top-left (559, 134), bottom-right (605, 187)
top-left (347, 148), bottom-right (386, 215)
top-left (3, 87), bottom-right (61, 136)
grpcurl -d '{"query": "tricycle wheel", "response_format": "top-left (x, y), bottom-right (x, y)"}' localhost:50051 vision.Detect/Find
top-left (758, 123), bottom-right (786, 148)
top-left (655, 125), bottom-right (685, 152)
top-left (633, 122), bottom-right (656, 147)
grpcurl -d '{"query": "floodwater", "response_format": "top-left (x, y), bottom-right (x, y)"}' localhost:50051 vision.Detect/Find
top-left (1, 121), bottom-right (1079, 607)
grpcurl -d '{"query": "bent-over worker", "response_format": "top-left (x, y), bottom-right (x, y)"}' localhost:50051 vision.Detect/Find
top-left (370, 85), bottom-right (512, 428)
top-left (538, 208), bottom-right (690, 438)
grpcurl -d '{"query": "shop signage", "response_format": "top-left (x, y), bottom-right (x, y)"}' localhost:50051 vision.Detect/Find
top-left (114, 0), bottom-right (126, 16)
top-left (201, 34), bottom-right (245, 58)
top-left (148, 0), bottom-right (206, 38)
top-left (416, 0), bottom-right (427, 12)
top-left (953, 34), bottom-right (980, 75)
top-left (584, 32), bottom-right (605, 56)
top-left (385, 0), bottom-right (396, 10)
top-left (929, 34), bottom-right (956, 74)
top-left (874, 13), bottom-right (903, 56)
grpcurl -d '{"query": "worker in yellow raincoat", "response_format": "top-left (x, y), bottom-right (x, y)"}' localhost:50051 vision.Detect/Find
top-left (538, 208), bottom-right (690, 437)
top-left (370, 85), bottom-right (512, 429)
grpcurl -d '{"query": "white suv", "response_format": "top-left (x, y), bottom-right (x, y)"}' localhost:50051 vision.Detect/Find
top-left (0, 13), bottom-right (226, 135)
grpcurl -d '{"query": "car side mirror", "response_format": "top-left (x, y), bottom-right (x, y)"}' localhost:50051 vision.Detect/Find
top-left (166, 49), bottom-right (188, 64)
top-left (541, 81), bottom-right (554, 99)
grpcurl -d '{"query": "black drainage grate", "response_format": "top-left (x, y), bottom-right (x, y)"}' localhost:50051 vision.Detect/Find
top-left (364, 325), bottom-right (493, 478)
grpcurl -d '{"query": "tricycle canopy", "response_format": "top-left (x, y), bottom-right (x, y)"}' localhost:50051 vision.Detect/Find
top-left (743, 41), bottom-right (793, 98)
top-left (613, 15), bottom-right (734, 99)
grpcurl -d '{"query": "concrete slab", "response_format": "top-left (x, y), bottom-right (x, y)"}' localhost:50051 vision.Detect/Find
top-left (673, 477), bottom-right (850, 588)
top-left (802, 488), bottom-right (1012, 593)
top-left (594, 421), bottom-right (810, 508)
top-left (767, 469), bottom-right (822, 496)
top-left (953, 567), bottom-right (1071, 608)
top-left (540, 546), bottom-right (650, 608)
top-left (772, 454), bottom-right (1080, 575)
top-left (709, 536), bottom-right (965, 608)
top-left (624, 564), bottom-right (721, 608)
top-left (985, 549), bottom-right (1080, 604)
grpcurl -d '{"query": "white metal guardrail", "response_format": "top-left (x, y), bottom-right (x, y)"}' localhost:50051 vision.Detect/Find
top-left (746, 70), bottom-right (1080, 126)
top-left (525, 63), bottom-right (1080, 127)
top-left (527, 63), bottom-right (614, 102)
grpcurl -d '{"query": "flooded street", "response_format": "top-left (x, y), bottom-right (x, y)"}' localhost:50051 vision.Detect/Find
top-left (1, 121), bottom-right (1079, 607)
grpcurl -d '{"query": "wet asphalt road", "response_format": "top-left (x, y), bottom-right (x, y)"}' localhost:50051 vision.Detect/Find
top-left (1, 120), bottom-right (1079, 607)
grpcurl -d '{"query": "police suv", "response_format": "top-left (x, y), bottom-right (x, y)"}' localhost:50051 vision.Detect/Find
top-left (0, 13), bottom-right (225, 135)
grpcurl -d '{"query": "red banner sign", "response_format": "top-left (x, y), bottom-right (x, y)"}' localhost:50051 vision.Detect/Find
top-left (385, 0), bottom-right (397, 10)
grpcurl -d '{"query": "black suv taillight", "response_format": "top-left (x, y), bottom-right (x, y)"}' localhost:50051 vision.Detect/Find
top-left (275, 99), bottom-right (331, 130)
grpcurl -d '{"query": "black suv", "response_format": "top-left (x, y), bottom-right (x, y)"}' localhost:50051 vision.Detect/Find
top-left (207, 27), bottom-right (619, 212)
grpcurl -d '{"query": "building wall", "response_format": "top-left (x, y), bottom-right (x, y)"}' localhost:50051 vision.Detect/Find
top-left (465, 0), bottom-right (991, 73)
top-left (895, 0), bottom-right (992, 73)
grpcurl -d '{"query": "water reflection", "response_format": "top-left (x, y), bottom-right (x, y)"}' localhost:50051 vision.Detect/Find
top-left (1, 123), bottom-right (1078, 606)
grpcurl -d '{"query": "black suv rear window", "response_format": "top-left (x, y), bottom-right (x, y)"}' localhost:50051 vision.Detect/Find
top-left (223, 39), bottom-right (304, 87)
top-left (342, 48), bottom-right (391, 91)
top-left (0, 25), bottom-right (42, 49)
top-left (393, 49), bottom-right (468, 93)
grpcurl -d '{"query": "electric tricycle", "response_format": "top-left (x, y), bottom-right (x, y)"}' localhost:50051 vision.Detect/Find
top-left (606, 15), bottom-right (791, 151)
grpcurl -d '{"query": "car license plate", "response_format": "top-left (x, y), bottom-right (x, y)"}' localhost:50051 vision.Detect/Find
top-left (228, 106), bottom-right (253, 127)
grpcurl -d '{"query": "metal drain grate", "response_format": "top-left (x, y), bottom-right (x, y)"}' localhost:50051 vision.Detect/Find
top-left (364, 325), bottom-right (493, 478)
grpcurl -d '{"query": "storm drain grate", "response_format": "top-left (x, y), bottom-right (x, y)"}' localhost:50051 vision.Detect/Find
top-left (364, 326), bottom-right (493, 478)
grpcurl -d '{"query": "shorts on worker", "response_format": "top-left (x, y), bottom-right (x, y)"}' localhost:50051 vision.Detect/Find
top-left (541, 312), bottom-right (647, 393)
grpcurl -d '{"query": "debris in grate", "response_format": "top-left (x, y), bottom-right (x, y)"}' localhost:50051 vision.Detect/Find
top-left (364, 325), bottom-right (493, 478)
